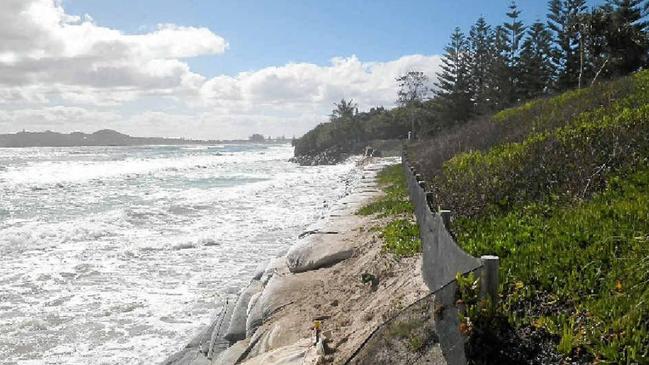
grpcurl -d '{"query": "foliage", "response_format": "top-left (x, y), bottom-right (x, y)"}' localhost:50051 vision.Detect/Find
top-left (295, 0), bottom-right (649, 161)
top-left (381, 219), bottom-right (421, 257)
top-left (293, 105), bottom-right (416, 158)
top-left (396, 71), bottom-right (430, 107)
top-left (454, 169), bottom-right (649, 363)
top-left (433, 70), bottom-right (649, 219)
top-left (435, 27), bottom-right (473, 123)
top-left (357, 164), bottom-right (412, 217)
top-left (248, 133), bottom-right (265, 142)
top-left (409, 70), bottom-right (649, 363)
top-left (330, 99), bottom-right (358, 121)
top-left (357, 164), bottom-right (422, 257)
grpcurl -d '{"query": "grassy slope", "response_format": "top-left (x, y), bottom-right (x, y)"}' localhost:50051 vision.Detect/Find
top-left (414, 71), bottom-right (649, 363)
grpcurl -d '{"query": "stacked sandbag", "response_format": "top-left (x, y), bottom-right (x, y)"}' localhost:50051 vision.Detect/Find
top-left (163, 298), bottom-right (235, 365)
top-left (285, 233), bottom-right (354, 273)
top-left (224, 280), bottom-right (263, 342)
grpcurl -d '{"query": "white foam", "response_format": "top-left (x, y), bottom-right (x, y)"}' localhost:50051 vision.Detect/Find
top-left (0, 144), bottom-right (366, 365)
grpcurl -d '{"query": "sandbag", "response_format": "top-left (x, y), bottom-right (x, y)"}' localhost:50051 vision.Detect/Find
top-left (212, 338), bottom-right (250, 365)
top-left (239, 339), bottom-right (321, 365)
top-left (251, 261), bottom-right (267, 280)
top-left (162, 348), bottom-right (210, 365)
top-left (286, 233), bottom-right (354, 273)
top-left (260, 256), bottom-right (288, 285)
top-left (224, 280), bottom-right (263, 342)
top-left (246, 272), bottom-right (319, 341)
top-left (245, 292), bottom-right (263, 338)
top-left (207, 297), bottom-right (236, 359)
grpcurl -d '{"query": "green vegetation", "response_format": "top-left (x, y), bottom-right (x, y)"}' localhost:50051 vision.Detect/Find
top-left (358, 164), bottom-right (421, 257)
top-left (410, 70), bottom-right (649, 363)
top-left (357, 164), bottom-right (412, 217)
top-left (434, 70), bottom-right (649, 219)
top-left (381, 219), bottom-right (421, 258)
top-left (456, 170), bottom-right (649, 363)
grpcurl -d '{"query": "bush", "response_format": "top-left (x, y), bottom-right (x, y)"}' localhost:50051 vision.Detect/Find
top-left (408, 70), bottom-right (649, 363)
top-left (381, 219), bottom-right (421, 257)
top-left (454, 169), bottom-right (649, 364)
top-left (431, 71), bottom-right (649, 219)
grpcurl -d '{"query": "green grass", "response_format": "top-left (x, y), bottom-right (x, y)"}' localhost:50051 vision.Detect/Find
top-left (381, 219), bottom-right (421, 257)
top-left (454, 169), bottom-right (649, 363)
top-left (357, 164), bottom-right (413, 217)
top-left (358, 164), bottom-right (421, 257)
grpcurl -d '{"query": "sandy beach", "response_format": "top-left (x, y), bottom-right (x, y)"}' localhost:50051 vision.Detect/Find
top-left (164, 157), bottom-right (447, 364)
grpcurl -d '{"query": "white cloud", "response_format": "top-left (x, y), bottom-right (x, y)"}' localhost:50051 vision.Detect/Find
top-left (0, 0), bottom-right (442, 139)
top-left (0, 0), bottom-right (225, 96)
top-left (199, 54), bottom-right (442, 114)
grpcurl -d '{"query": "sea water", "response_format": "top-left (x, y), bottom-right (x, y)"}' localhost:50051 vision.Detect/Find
top-left (0, 144), bottom-right (359, 364)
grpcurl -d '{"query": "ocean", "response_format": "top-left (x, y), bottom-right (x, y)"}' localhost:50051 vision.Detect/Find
top-left (0, 144), bottom-right (359, 364)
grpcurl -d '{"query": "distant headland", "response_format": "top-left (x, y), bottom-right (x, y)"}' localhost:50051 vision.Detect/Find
top-left (0, 129), bottom-right (291, 148)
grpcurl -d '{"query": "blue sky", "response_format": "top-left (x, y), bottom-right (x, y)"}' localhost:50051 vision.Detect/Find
top-left (63, 0), bottom-right (602, 77)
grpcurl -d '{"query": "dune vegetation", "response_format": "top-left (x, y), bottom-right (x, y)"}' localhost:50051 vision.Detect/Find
top-left (410, 70), bottom-right (649, 364)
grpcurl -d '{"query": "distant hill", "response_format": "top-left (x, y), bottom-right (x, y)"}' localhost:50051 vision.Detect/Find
top-left (0, 129), bottom-right (220, 148)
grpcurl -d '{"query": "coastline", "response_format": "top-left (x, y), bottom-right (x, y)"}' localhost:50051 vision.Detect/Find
top-left (162, 156), bottom-right (444, 364)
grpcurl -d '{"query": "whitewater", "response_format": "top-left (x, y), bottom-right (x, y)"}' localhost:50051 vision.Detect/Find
top-left (0, 144), bottom-right (360, 364)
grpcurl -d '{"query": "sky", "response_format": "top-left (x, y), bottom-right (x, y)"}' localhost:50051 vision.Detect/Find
top-left (0, 0), bottom-right (602, 140)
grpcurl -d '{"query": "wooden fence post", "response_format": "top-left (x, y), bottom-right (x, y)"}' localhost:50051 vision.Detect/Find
top-left (480, 255), bottom-right (499, 307)
top-left (439, 210), bottom-right (451, 228)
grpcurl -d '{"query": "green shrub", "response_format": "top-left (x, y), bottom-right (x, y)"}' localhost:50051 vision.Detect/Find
top-left (358, 164), bottom-right (422, 257)
top-left (381, 219), bottom-right (421, 257)
top-left (454, 169), bottom-right (649, 363)
top-left (433, 72), bottom-right (649, 219)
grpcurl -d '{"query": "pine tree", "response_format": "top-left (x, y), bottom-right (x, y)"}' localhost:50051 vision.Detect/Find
top-left (490, 26), bottom-right (514, 109)
top-left (605, 0), bottom-right (649, 75)
top-left (468, 17), bottom-right (496, 114)
top-left (520, 22), bottom-right (555, 98)
top-left (505, 1), bottom-right (526, 97)
top-left (548, 0), bottom-right (587, 89)
top-left (435, 27), bottom-right (473, 122)
top-left (578, 6), bottom-right (613, 85)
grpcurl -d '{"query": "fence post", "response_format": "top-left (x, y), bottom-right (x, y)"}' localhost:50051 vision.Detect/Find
top-left (439, 210), bottom-right (451, 228)
top-left (480, 255), bottom-right (499, 307)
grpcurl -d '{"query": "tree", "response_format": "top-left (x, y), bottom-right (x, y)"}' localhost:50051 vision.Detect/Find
top-left (605, 0), bottom-right (649, 76)
top-left (577, 6), bottom-right (614, 85)
top-left (520, 21), bottom-right (556, 98)
top-left (491, 25), bottom-right (515, 109)
top-left (503, 1), bottom-right (527, 101)
top-left (468, 17), bottom-right (496, 114)
top-left (330, 99), bottom-right (357, 122)
top-left (396, 71), bottom-right (430, 137)
top-left (396, 71), bottom-right (429, 106)
top-left (435, 27), bottom-right (473, 123)
top-left (548, 0), bottom-right (587, 89)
